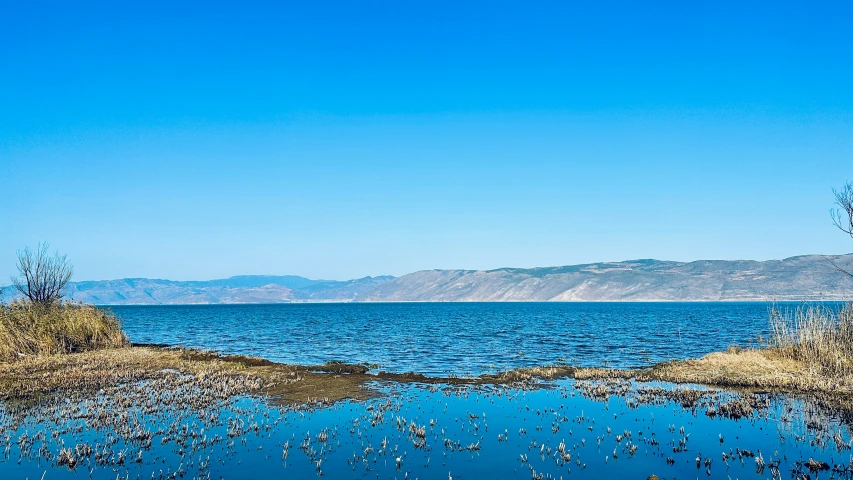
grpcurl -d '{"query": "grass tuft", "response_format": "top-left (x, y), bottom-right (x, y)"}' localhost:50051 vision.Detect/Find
top-left (769, 302), bottom-right (853, 378)
top-left (0, 300), bottom-right (128, 361)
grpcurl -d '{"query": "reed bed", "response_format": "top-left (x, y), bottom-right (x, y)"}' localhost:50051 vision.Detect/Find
top-left (593, 302), bottom-right (853, 397)
top-left (0, 301), bottom-right (128, 362)
top-left (491, 302), bottom-right (853, 398)
top-left (769, 302), bottom-right (853, 378)
top-left (2, 297), bottom-right (852, 410)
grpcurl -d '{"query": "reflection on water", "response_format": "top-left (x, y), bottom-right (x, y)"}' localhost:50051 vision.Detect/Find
top-left (1, 379), bottom-right (851, 479)
top-left (112, 302), bottom-right (783, 376)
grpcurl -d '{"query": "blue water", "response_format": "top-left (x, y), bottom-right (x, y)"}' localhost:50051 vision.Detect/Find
top-left (3, 302), bottom-right (852, 479)
top-left (112, 302), bottom-right (779, 375)
top-left (3, 380), bottom-right (851, 480)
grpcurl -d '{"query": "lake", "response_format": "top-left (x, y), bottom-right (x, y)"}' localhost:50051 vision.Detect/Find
top-left (112, 302), bottom-right (780, 375)
top-left (4, 302), bottom-right (849, 479)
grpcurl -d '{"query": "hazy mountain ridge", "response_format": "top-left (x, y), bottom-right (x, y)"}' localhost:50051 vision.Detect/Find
top-left (362, 255), bottom-right (853, 302)
top-left (0, 275), bottom-right (395, 305)
top-left (1, 255), bottom-right (851, 304)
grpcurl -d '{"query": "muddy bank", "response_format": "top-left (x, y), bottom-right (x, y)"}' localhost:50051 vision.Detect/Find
top-left (2, 345), bottom-right (852, 410)
top-left (0, 346), bottom-right (492, 406)
top-left (2, 350), bottom-right (852, 480)
top-left (4, 345), bottom-right (853, 479)
top-left (489, 348), bottom-right (853, 419)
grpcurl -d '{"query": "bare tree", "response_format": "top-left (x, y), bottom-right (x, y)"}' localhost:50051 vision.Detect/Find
top-left (11, 243), bottom-right (73, 304)
top-left (833, 181), bottom-right (853, 238)
top-left (828, 182), bottom-right (853, 278)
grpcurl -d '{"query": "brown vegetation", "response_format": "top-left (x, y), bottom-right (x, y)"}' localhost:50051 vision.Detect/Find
top-left (1, 291), bottom-right (851, 411)
top-left (0, 346), bottom-right (367, 404)
top-left (0, 301), bottom-right (128, 362)
top-left (639, 349), bottom-right (847, 391)
top-left (0, 337), bottom-right (851, 411)
top-left (0, 345), bottom-right (495, 405)
top-left (769, 302), bottom-right (853, 377)
top-left (489, 303), bottom-right (853, 397)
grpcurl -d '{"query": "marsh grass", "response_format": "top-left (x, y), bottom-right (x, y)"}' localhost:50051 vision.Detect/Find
top-left (606, 302), bottom-right (853, 398)
top-left (770, 302), bottom-right (853, 378)
top-left (2, 297), bottom-right (853, 410)
top-left (488, 302), bottom-right (853, 400)
top-left (0, 301), bottom-right (128, 361)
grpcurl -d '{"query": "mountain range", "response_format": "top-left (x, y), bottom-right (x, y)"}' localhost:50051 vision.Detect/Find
top-left (2, 254), bottom-right (852, 304)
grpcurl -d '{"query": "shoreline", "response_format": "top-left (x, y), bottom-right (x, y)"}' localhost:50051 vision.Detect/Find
top-left (2, 345), bottom-right (851, 412)
top-left (3, 349), bottom-right (848, 480)
top-left (4, 344), bottom-right (853, 477)
top-left (94, 299), bottom-right (850, 306)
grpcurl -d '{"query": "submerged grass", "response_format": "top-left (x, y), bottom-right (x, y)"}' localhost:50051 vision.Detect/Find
top-left (0, 301), bottom-right (128, 361)
top-left (0, 346), bottom-right (359, 404)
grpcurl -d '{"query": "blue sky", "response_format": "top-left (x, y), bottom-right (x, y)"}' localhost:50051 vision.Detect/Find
top-left (2, 1), bottom-right (852, 281)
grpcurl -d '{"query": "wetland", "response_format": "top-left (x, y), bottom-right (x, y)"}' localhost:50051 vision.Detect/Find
top-left (2, 302), bottom-right (853, 479)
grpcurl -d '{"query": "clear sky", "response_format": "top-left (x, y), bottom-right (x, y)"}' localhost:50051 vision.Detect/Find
top-left (2, 1), bottom-right (852, 281)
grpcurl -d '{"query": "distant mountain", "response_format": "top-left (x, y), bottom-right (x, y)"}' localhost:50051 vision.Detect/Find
top-left (361, 255), bottom-right (853, 302)
top-left (2, 254), bottom-right (852, 304)
top-left (183, 275), bottom-right (327, 290)
top-left (0, 275), bottom-right (395, 305)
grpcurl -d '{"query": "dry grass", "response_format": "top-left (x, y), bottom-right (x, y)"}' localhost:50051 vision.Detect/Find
top-left (482, 365), bottom-right (632, 383)
top-left (0, 301), bottom-right (129, 361)
top-left (2, 299), bottom-right (852, 408)
top-left (637, 349), bottom-right (852, 391)
top-left (573, 302), bottom-right (853, 395)
top-left (769, 302), bottom-right (853, 377)
top-left (2, 344), bottom-right (851, 410)
top-left (622, 347), bottom-right (853, 420)
top-left (489, 304), bottom-right (853, 396)
top-left (0, 346), bottom-right (228, 400)
top-left (0, 346), bottom-right (372, 404)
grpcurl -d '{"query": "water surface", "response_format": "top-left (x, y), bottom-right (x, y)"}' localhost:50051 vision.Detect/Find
top-left (112, 302), bottom-right (781, 375)
top-left (3, 302), bottom-right (850, 479)
top-left (3, 380), bottom-right (850, 479)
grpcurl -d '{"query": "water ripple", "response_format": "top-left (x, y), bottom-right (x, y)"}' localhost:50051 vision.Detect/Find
top-left (111, 302), bottom-right (789, 376)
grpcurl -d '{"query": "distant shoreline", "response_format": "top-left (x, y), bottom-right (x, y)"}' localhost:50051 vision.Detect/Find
top-left (4, 254), bottom-right (850, 305)
top-left (93, 298), bottom-right (850, 307)
top-left (3, 254), bottom-right (852, 305)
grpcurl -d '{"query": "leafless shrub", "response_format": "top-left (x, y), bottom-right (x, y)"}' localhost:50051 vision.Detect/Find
top-left (11, 243), bottom-right (73, 305)
top-left (832, 181), bottom-right (853, 239)
top-left (829, 182), bottom-right (853, 278)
